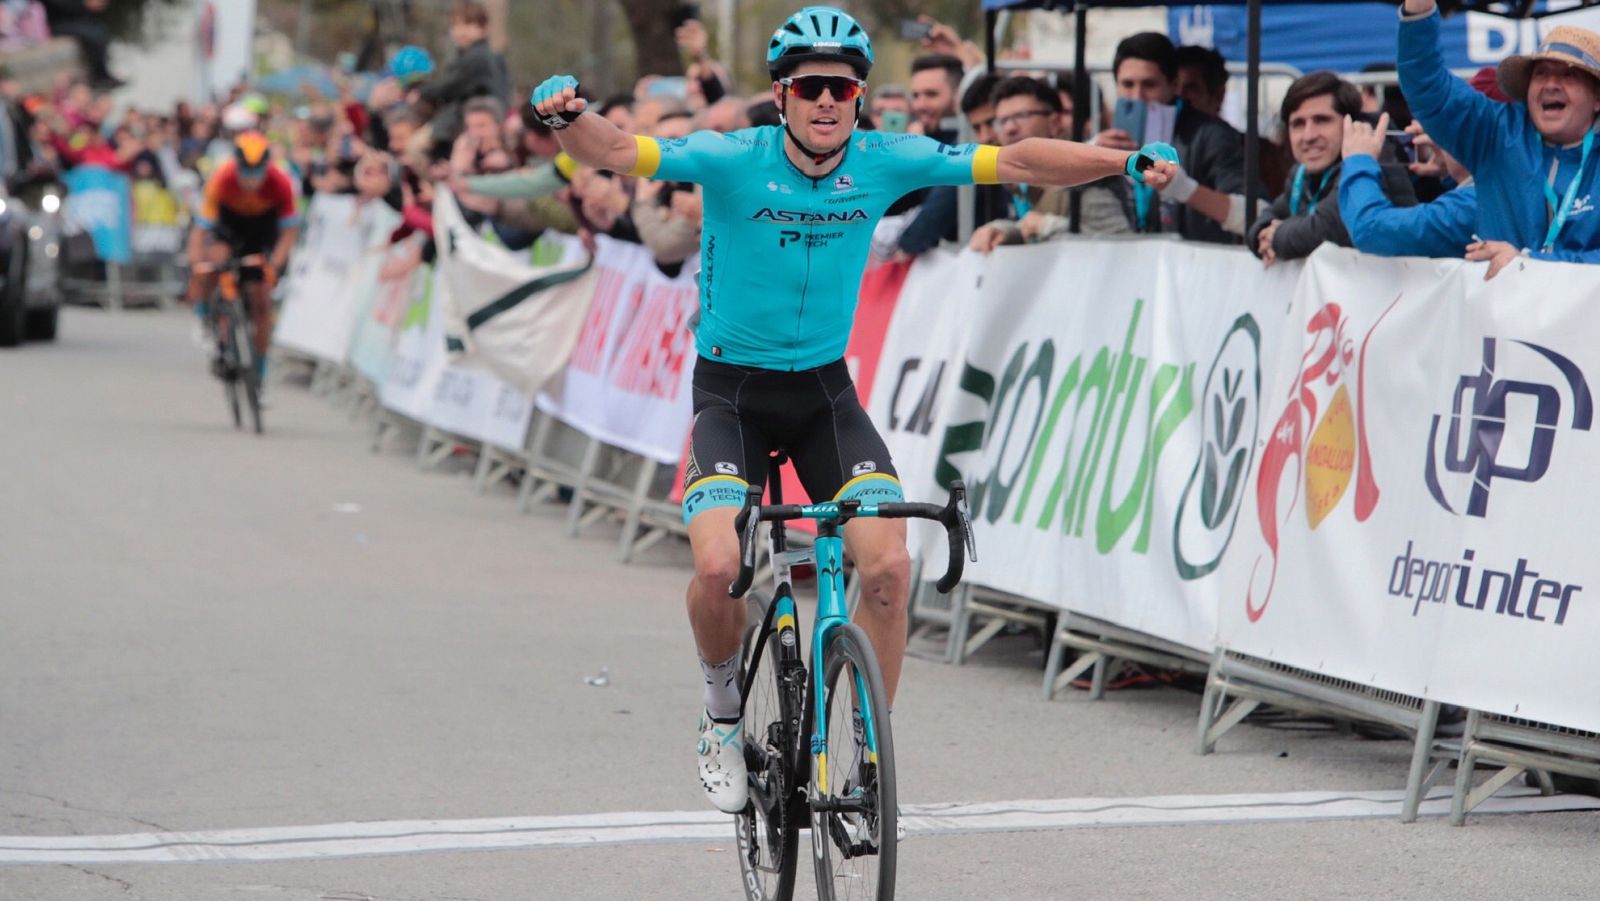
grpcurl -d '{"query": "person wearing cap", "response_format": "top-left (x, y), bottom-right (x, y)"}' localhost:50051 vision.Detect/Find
top-left (1398, 0), bottom-right (1600, 277)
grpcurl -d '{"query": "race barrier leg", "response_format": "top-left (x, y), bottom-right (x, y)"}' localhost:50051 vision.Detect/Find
top-left (1042, 614), bottom-right (1210, 702)
top-left (1194, 650), bottom-right (1452, 822)
top-left (417, 425), bottom-right (477, 473)
top-left (1449, 713), bottom-right (1600, 826)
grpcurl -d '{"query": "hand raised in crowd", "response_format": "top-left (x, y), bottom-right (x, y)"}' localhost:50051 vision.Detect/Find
top-left (1258, 220), bottom-right (1281, 268)
top-left (669, 184), bottom-right (703, 227)
top-left (1404, 121), bottom-right (1468, 182)
top-left (968, 223), bottom-right (1009, 254)
top-left (451, 131), bottom-right (479, 175)
top-left (916, 16), bottom-right (985, 70)
top-left (1341, 112), bottom-right (1389, 161)
top-left (1466, 238), bottom-right (1520, 281)
top-left (676, 19), bottom-right (709, 63)
top-left (634, 177), bottom-right (665, 204)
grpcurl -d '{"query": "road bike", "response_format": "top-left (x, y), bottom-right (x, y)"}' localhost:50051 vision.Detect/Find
top-left (731, 455), bottom-right (974, 901)
top-left (195, 253), bottom-right (267, 434)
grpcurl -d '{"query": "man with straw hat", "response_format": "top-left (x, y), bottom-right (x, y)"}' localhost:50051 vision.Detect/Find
top-left (1398, 0), bottom-right (1600, 278)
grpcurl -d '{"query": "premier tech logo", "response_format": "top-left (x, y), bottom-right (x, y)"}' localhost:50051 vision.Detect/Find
top-left (891, 300), bottom-right (1259, 570)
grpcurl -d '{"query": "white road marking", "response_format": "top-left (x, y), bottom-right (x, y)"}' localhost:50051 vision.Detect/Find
top-left (0, 787), bottom-right (1593, 864)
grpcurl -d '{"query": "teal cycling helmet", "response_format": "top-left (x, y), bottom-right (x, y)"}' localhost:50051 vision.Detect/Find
top-left (766, 6), bottom-right (873, 80)
top-left (389, 45), bottom-right (435, 85)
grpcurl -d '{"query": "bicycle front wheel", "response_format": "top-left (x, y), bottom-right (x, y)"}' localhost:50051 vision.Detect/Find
top-left (811, 622), bottom-right (896, 901)
top-left (736, 591), bottom-right (800, 901)
top-left (232, 312), bottom-right (263, 435)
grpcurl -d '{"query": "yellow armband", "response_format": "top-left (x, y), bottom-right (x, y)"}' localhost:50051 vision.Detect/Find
top-left (972, 145), bottom-right (1000, 185)
top-left (628, 135), bottom-right (661, 178)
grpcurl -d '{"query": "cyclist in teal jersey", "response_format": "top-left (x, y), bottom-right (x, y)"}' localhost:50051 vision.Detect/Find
top-left (533, 5), bottom-right (1178, 814)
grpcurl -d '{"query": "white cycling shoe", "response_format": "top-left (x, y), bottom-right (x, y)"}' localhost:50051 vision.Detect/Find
top-left (697, 711), bottom-right (748, 813)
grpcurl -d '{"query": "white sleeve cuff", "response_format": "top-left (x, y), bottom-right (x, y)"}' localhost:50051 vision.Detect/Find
top-left (1222, 195), bottom-right (1247, 236)
top-left (1159, 167), bottom-right (1199, 203)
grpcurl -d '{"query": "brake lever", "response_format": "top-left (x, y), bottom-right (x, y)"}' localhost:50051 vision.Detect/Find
top-left (952, 482), bottom-right (977, 563)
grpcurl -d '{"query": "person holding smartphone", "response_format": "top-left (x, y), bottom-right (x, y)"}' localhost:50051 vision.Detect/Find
top-left (1098, 32), bottom-right (1263, 243)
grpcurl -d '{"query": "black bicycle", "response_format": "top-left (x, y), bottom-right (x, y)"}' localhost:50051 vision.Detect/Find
top-left (195, 253), bottom-right (265, 434)
top-left (732, 454), bottom-right (974, 901)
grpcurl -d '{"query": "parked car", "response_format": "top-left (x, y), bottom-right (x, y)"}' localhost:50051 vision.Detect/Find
top-left (0, 181), bottom-right (64, 346)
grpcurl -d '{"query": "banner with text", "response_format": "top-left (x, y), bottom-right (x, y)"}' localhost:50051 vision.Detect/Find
top-left (1216, 245), bottom-right (1600, 733)
top-left (535, 236), bottom-right (699, 464)
top-left (875, 242), bottom-right (1296, 653)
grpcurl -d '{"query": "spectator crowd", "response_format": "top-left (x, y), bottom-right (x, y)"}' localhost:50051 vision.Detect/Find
top-left (4, 0), bottom-right (1600, 308)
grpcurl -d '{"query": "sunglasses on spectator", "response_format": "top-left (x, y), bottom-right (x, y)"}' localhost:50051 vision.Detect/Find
top-left (993, 109), bottom-right (1054, 128)
top-left (780, 75), bottom-right (866, 103)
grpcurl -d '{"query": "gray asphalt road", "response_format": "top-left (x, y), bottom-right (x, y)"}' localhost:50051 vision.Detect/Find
top-left (1, 308), bottom-right (1596, 901)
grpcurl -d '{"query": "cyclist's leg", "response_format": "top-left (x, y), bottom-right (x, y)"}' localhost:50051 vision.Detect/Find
top-left (788, 361), bottom-right (911, 704)
top-left (682, 360), bottom-right (773, 812)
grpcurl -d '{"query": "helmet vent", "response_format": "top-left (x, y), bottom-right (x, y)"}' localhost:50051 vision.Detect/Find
top-left (810, 13), bottom-right (823, 33)
top-left (783, 21), bottom-right (804, 35)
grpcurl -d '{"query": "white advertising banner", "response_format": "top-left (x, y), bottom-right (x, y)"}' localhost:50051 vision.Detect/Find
top-left (378, 265), bottom-right (448, 424)
top-left (274, 195), bottom-right (398, 364)
top-left (348, 238), bottom-right (425, 385)
top-left (536, 236), bottom-right (698, 464)
top-left (432, 189), bottom-right (595, 396)
top-left (1217, 246), bottom-right (1600, 733)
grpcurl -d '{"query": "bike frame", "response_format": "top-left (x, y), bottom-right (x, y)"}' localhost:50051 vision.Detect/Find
top-left (762, 503), bottom-right (880, 798)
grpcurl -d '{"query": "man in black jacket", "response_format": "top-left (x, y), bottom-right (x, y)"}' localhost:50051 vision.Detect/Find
top-left (1098, 32), bottom-right (1261, 243)
top-left (1248, 71), bottom-right (1416, 266)
top-left (418, 0), bottom-right (509, 158)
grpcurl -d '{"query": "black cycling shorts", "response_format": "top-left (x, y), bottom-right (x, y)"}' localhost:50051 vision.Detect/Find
top-left (212, 209), bottom-right (280, 258)
top-left (681, 356), bottom-right (903, 524)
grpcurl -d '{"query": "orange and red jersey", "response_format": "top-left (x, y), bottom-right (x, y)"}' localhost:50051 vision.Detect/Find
top-left (197, 159), bottom-right (302, 231)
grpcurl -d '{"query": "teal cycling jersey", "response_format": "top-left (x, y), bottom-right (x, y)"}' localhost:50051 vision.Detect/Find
top-left (630, 126), bottom-right (1001, 371)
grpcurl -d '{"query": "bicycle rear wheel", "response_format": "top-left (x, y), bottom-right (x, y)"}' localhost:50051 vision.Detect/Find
top-left (736, 591), bottom-right (801, 901)
top-left (811, 623), bottom-right (896, 901)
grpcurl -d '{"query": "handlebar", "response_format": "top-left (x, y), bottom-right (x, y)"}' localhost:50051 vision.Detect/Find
top-left (727, 481), bottom-right (977, 599)
top-left (191, 253), bottom-right (269, 276)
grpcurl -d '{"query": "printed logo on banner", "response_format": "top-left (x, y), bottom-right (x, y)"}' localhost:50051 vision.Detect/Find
top-left (933, 299), bottom-right (1197, 556)
top-left (1424, 337), bottom-right (1593, 517)
top-left (1173, 315), bottom-right (1261, 580)
top-left (1245, 297), bottom-right (1400, 622)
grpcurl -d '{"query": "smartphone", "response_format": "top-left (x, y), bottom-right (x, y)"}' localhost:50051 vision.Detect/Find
top-left (878, 109), bottom-right (908, 133)
top-left (670, 3), bottom-right (700, 30)
top-left (646, 76), bottom-right (688, 99)
top-left (898, 19), bottom-right (933, 42)
top-left (1386, 130), bottom-right (1416, 163)
top-left (1112, 97), bottom-right (1146, 145)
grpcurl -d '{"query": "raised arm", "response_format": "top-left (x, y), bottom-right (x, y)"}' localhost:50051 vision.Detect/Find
top-left (995, 137), bottom-right (1176, 190)
top-left (530, 75), bottom-right (646, 176)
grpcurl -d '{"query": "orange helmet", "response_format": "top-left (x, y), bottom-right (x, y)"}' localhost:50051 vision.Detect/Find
top-left (233, 131), bottom-right (273, 177)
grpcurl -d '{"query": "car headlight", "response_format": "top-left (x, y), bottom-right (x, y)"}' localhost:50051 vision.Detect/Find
top-left (41, 193), bottom-right (61, 214)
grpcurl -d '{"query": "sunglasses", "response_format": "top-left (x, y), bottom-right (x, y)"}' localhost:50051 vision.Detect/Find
top-left (780, 75), bottom-right (866, 103)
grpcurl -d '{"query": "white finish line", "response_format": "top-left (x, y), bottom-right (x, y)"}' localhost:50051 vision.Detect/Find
top-left (1, 787), bottom-right (1594, 864)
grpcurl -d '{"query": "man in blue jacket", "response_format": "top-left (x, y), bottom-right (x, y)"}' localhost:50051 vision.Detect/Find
top-left (1399, 0), bottom-right (1600, 278)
